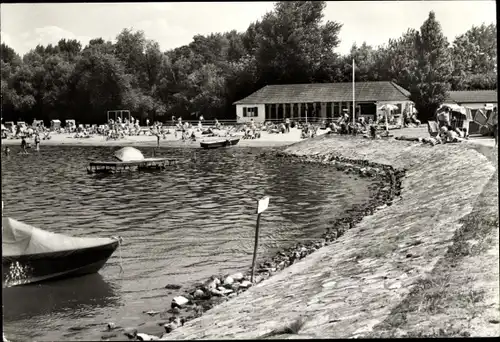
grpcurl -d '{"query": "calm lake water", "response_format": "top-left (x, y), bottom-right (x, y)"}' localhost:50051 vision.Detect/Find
top-left (2, 145), bottom-right (374, 341)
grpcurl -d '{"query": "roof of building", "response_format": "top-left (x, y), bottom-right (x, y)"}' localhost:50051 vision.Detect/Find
top-left (446, 90), bottom-right (498, 104)
top-left (233, 81), bottom-right (411, 105)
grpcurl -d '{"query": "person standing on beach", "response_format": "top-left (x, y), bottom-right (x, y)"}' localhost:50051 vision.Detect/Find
top-left (285, 117), bottom-right (290, 133)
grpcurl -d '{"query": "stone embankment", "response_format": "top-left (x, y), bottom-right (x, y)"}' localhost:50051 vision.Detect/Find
top-left (109, 134), bottom-right (498, 340)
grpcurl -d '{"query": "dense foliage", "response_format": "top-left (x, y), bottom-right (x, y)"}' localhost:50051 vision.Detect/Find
top-left (1, 2), bottom-right (496, 124)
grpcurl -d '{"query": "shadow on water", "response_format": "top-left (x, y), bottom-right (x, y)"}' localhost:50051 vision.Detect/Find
top-left (2, 273), bottom-right (119, 322)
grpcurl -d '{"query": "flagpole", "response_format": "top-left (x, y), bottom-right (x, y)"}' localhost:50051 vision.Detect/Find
top-left (352, 58), bottom-right (355, 125)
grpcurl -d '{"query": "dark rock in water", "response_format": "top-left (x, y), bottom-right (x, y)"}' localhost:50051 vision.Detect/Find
top-left (193, 289), bottom-right (205, 299)
top-left (164, 284), bottom-right (182, 290)
top-left (167, 307), bottom-right (181, 314)
top-left (204, 277), bottom-right (221, 291)
top-left (101, 332), bottom-right (117, 340)
top-left (164, 316), bottom-right (184, 333)
top-left (123, 328), bottom-right (138, 339)
top-left (68, 326), bottom-right (87, 331)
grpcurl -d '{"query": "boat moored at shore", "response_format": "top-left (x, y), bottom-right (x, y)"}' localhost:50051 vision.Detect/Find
top-left (2, 217), bottom-right (120, 287)
top-left (200, 137), bottom-right (240, 149)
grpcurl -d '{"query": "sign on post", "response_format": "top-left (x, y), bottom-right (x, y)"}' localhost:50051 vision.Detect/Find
top-left (256, 196), bottom-right (270, 214)
top-left (251, 196), bottom-right (270, 283)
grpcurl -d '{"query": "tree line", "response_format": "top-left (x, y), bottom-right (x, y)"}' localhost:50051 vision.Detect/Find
top-left (1, 1), bottom-right (497, 125)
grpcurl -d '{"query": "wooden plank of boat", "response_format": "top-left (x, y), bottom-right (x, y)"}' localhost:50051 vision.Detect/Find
top-left (200, 138), bottom-right (240, 149)
top-left (89, 157), bottom-right (174, 167)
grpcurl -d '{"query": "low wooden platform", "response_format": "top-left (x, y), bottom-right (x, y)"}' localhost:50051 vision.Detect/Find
top-left (87, 158), bottom-right (177, 174)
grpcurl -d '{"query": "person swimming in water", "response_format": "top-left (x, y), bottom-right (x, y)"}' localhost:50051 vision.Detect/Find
top-left (21, 136), bottom-right (28, 154)
top-left (4, 146), bottom-right (10, 156)
top-left (35, 133), bottom-right (41, 151)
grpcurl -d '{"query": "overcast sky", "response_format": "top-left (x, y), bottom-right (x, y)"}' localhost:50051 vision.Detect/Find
top-left (0, 1), bottom-right (496, 57)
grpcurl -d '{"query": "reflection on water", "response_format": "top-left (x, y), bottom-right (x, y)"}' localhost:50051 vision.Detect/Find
top-left (3, 273), bottom-right (118, 321)
top-left (1, 145), bottom-right (374, 341)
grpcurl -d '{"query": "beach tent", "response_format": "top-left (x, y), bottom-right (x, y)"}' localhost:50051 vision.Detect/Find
top-left (437, 104), bottom-right (472, 130)
top-left (487, 108), bottom-right (497, 126)
top-left (474, 109), bottom-right (488, 126)
top-left (50, 120), bottom-right (61, 130)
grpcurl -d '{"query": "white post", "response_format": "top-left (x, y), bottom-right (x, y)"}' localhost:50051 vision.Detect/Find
top-left (352, 58), bottom-right (356, 125)
top-left (251, 196), bottom-right (270, 283)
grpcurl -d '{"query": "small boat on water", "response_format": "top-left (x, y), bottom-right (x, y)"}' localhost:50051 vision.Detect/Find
top-left (87, 147), bottom-right (177, 174)
top-left (2, 217), bottom-right (120, 287)
top-left (200, 137), bottom-right (240, 149)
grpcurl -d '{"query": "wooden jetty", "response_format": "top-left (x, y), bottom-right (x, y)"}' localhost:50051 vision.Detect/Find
top-left (87, 158), bottom-right (177, 174)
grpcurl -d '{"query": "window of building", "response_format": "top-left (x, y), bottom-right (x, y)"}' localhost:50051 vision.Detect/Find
top-left (244, 107), bottom-right (258, 117)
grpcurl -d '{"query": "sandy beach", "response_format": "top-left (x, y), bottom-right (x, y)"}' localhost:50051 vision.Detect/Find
top-left (0, 128), bottom-right (309, 149)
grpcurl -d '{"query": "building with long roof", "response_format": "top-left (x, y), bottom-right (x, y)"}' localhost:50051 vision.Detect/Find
top-left (233, 81), bottom-right (415, 123)
top-left (444, 90), bottom-right (497, 109)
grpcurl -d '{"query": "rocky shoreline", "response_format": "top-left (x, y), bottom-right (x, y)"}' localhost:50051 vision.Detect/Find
top-left (102, 149), bottom-right (406, 341)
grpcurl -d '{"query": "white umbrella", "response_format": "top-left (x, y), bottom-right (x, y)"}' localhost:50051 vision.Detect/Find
top-left (378, 104), bottom-right (399, 131)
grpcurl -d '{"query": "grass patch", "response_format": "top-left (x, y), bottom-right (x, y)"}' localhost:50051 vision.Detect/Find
top-left (369, 158), bottom-right (497, 337)
top-left (448, 213), bottom-right (499, 258)
top-left (405, 326), bottom-right (472, 338)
